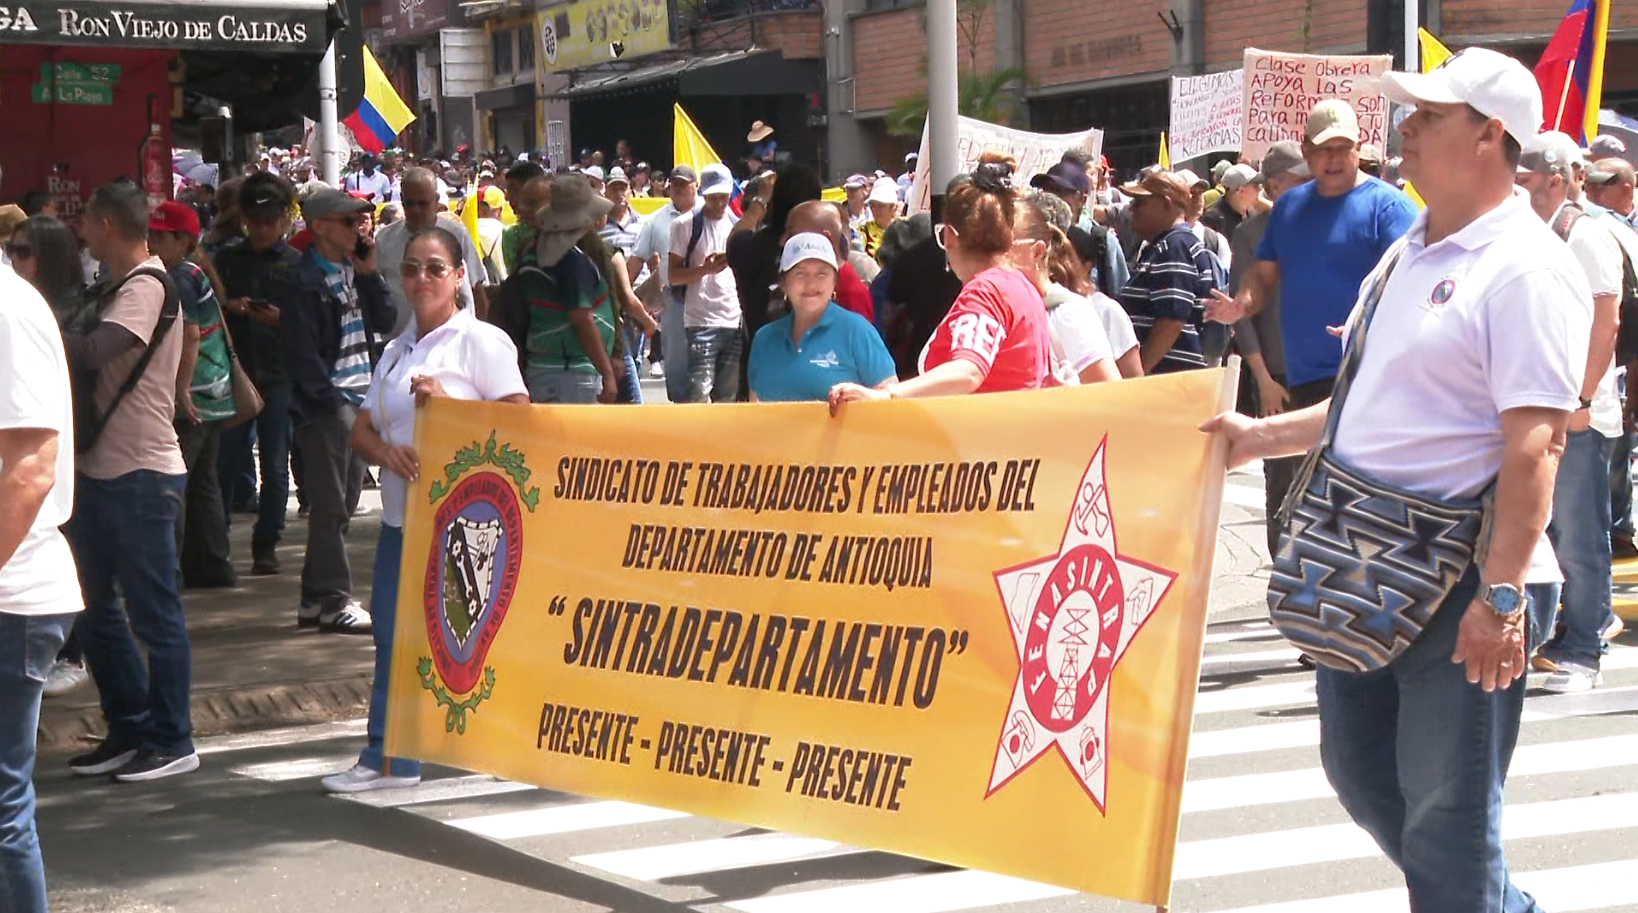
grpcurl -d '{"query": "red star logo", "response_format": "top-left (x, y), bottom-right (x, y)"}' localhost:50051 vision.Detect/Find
top-left (986, 439), bottom-right (1177, 812)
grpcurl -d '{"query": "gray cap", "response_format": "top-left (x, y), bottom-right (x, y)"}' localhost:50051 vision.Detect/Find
top-left (1221, 163), bottom-right (1259, 192)
top-left (1590, 134), bottom-right (1629, 158)
top-left (1587, 157), bottom-right (1636, 187)
top-left (1254, 141), bottom-right (1311, 184)
top-left (301, 187), bottom-right (373, 220)
top-left (669, 164), bottom-right (698, 185)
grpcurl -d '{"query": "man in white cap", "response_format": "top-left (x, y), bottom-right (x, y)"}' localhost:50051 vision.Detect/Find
top-left (1205, 47), bottom-right (1592, 912)
top-left (842, 173), bottom-right (870, 245)
top-left (860, 177), bottom-right (901, 260)
top-left (668, 163), bottom-right (743, 402)
top-left (1203, 163), bottom-right (1260, 240)
top-left (631, 164), bottom-right (699, 400)
top-left (1514, 130), bottom-right (1629, 693)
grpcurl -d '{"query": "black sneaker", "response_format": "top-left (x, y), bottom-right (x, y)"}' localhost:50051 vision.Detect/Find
top-left (68, 741), bottom-right (137, 776)
top-left (111, 750), bottom-right (200, 783)
top-left (251, 539), bottom-right (280, 576)
top-left (1614, 535), bottom-right (1638, 560)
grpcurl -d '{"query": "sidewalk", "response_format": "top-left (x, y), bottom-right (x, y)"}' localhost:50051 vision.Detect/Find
top-left (37, 496), bottom-right (385, 754)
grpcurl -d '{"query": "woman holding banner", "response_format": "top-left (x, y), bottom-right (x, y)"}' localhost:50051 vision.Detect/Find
top-left (827, 156), bottom-right (1050, 410)
top-left (322, 227), bottom-right (529, 794)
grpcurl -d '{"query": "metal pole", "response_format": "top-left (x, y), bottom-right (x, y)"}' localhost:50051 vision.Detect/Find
top-left (318, 38), bottom-right (343, 186)
top-left (1403, 0), bottom-right (1419, 73)
top-left (926, 0), bottom-right (959, 221)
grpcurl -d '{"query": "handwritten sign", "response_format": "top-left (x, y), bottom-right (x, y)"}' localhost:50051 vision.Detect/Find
top-left (1169, 69), bottom-right (1243, 163)
top-left (906, 117), bottom-right (1104, 214)
top-left (1241, 48), bottom-right (1390, 160)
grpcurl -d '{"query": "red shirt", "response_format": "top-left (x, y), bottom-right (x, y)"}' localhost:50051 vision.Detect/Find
top-left (288, 227), bottom-right (314, 252)
top-left (835, 262), bottom-right (874, 324)
top-left (918, 266), bottom-right (1049, 393)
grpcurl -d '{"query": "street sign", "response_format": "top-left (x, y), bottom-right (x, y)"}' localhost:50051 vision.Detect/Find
top-left (31, 82), bottom-right (114, 105)
top-left (39, 62), bottom-right (121, 83)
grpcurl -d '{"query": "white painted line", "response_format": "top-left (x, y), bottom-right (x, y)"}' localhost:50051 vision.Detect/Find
top-left (1193, 680), bottom-right (1316, 715)
top-left (1204, 623), bottom-right (1277, 646)
top-left (229, 754), bottom-right (360, 782)
top-left (1222, 484), bottom-right (1266, 509)
top-left (1520, 684), bottom-right (1638, 720)
top-left (195, 719), bottom-right (367, 755)
top-left (1199, 647), bottom-right (1302, 668)
top-left (1182, 733), bottom-right (1638, 813)
top-left (1207, 858), bottom-right (1638, 912)
top-left (1190, 720), bottom-right (1319, 758)
top-left (336, 774), bottom-right (537, 808)
top-left (724, 870), bottom-right (1075, 913)
top-left (447, 800), bottom-right (690, 840)
top-left (1174, 791), bottom-right (1638, 881)
top-left (575, 834), bottom-right (849, 880)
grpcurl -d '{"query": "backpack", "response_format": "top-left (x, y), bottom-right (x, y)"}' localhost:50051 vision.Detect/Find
top-left (1552, 204), bottom-right (1638, 366)
top-left (667, 210), bottom-right (708, 304)
top-left (73, 265), bottom-right (181, 455)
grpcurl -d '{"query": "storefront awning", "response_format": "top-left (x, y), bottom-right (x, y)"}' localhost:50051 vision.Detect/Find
top-left (0, 0), bottom-right (340, 55)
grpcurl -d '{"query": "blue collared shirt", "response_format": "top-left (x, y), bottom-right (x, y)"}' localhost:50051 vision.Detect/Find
top-left (748, 302), bottom-right (895, 402)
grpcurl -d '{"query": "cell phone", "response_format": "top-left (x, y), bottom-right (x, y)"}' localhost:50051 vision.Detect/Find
top-left (249, 298), bottom-right (271, 309)
top-left (354, 236), bottom-right (371, 259)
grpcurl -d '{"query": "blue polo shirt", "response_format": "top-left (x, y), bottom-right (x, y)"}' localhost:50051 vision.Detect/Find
top-left (748, 302), bottom-right (896, 402)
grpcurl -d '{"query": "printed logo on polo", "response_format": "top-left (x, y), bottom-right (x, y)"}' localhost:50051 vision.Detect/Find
top-left (810, 350), bottom-right (839, 369)
top-left (1429, 277), bottom-right (1457, 309)
top-left (988, 440), bottom-right (1177, 812)
top-left (420, 431), bottom-right (541, 733)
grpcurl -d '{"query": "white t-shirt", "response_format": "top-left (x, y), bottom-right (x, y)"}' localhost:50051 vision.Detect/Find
top-left (1192, 221), bottom-right (1232, 272)
top-left (0, 269), bottom-right (83, 617)
top-left (1085, 288), bottom-right (1139, 358)
top-left (344, 170), bottom-right (394, 202)
top-left (364, 306), bottom-right (528, 527)
top-left (1333, 194), bottom-right (1591, 584)
top-left (1043, 283), bottom-right (1115, 378)
top-left (632, 200), bottom-right (695, 288)
top-left (476, 217), bottom-right (507, 283)
top-left (376, 215), bottom-right (487, 336)
top-left (669, 211), bottom-right (741, 329)
top-left (1553, 203), bottom-right (1625, 438)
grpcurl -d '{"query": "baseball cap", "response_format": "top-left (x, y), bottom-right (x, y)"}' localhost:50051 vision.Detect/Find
top-left (583, 165), bottom-right (606, 182)
top-left (1380, 46), bottom-right (1542, 147)
top-left (1211, 159), bottom-right (1234, 183)
top-left (149, 200), bottom-right (200, 236)
top-left (843, 173), bottom-right (870, 189)
top-left (1118, 170), bottom-right (1192, 209)
top-left (1174, 169), bottom-right (1209, 192)
top-left (700, 163), bottom-right (734, 196)
top-left (302, 187), bottom-right (374, 220)
top-left (669, 164), bottom-right (698, 185)
top-left (867, 176), bottom-right (900, 205)
top-left (1586, 157), bottom-right (1636, 187)
top-left (1358, 143), bottom-right (1383, 164)
top-left (1029, 161), bottom-right (1091, 195)
top-left (1221, 163), bottom-right (1259, 191)
top-left (606, 167), bottom-right (630, 186)
top-left (1590, 135), bottom-right (1629, 158)
top-left (1307, 99), bottom-right (1361, 146)
top-left (1519, 130), bottom-right (1585, 177)
top-left (480, 185), bottom-right (506, 208)
top-left (1254, 141), bottom-right (1311, 183)
top-left (779, 232), bottom-right (839, 273)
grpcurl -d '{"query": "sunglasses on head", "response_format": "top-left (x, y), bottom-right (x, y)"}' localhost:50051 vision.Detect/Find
top-left (5, 242), bottom-right (34, 261)
top-left (399, 259), bottom-right (454, 279)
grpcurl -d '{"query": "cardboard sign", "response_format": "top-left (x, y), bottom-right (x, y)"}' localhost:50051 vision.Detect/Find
top-left (1242, 49), bottom-right (1391, 160)
top-left (1169, 69), bottom-right (1243, 163)
top-left (906, 117), bottom-right (1103, 214)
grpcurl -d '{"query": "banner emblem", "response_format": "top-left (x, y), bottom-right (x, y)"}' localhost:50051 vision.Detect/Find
top-left (989, 440), bottom-right (1177, 810)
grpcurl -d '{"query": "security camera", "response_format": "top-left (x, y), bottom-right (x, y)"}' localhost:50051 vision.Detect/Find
top-left (611, 41), bottom-right (625, 58)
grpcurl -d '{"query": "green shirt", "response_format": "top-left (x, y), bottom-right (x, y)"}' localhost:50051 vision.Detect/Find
top-left (503, 223), bottom-right (536, 273)
top-left (173, 260), bottom-right (236, 421)
top-left (523, 247), bottom-right (615, 374)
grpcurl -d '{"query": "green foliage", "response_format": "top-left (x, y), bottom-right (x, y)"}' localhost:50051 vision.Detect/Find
top-left (428, 431), bottom-right (541, 512)
top-left (885, 66), bottom-right (1029, 139)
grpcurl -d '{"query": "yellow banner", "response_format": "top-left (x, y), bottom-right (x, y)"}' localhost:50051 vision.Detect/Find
top-left (537, 0), bottom-right (670, 73)
top-left (387, 372), bottom-right (1232, 907)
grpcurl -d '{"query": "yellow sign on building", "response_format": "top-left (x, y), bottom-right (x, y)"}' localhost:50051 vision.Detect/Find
top-left (537, 0), bottom-right (670, 73)
top-left (387, 372), bottom-right (1233, 907)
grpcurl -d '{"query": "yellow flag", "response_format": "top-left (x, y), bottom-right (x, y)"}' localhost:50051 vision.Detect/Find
top-left (821, 186), bottom-right (847, 204)
top-left (674, 103), bottom-right (721, 175)
top-left (1584, 0), bottom-right (1611, 146)
top-left (1417, 27), bottom-right (1453, 73)
top-left (1158, 132), bottom-right (1171, 169)
top-left (462, 180), bottom-right (482, 253)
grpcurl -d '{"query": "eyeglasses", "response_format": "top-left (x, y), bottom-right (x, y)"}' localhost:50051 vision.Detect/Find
top-left (399, 259), bottom-right (454, 279)
top-left (933, 222), bottom-right (959, 251)
top-left (325, 215), bottom-right (365, 228)
top-left (5, 242), bottom-right (34, 261)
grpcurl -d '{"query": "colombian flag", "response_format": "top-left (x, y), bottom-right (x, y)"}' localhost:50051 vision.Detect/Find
top-left (344, 47), bottom-right (417, 155)
top-left (1534, 0), bottom-right (1610, 145)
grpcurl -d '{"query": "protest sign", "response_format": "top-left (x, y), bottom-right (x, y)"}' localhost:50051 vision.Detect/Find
top-left (387, 373), bottom-right (1233, 907)
top-left (906, 116), bottom-right (1103, 213)
top-left (1170, 69), bottom-right (1244, 163)
top-left (1242, 48), bottom-right (1391, 160)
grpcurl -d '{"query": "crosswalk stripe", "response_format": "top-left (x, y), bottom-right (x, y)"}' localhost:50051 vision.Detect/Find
top-left (1223, 484), bottom-right (1266, 509)
top-left (1206, 858), bottom-right (1638, 912)
top-left (197, 720), bottom-right (368, 755)
top-left (1173, 791), bottom-right (1638, 881)
top-left (229, 754), bottom-right (358, 782)
top-left (336, 774), bottom-right (538, 808)
top-left (1182, 733), bottom-right (1638, 813)
top-left (1199, 647), bottom-right (1301, 667)
top-left (447, 800), bottom-right (690, 840)
top-left (574, 834), bottom-right (849, 880)
top-left (722, 870), bottom-right (1075, 913)
top-left (1203, 622), bottom-right (1278, 645)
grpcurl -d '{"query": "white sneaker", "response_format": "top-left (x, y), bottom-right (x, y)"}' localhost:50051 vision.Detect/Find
top-left (42, 660), bottom-right (90, 698)
top-left (1600, 613), bottom-right (1625, 643)
top-left (319, 601), bottom-right (372, 635)
top-left (322, 764), bottom-right (420, 794)
top-left (1542, 661), bottom-right (1603, 694)
top-left (647, 362), bottom-right (665, 378)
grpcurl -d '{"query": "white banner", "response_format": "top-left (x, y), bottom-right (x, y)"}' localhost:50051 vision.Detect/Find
top-left (1169, 70), bottom-right (1243, 163)
top-left (1241, 48), bottom-right (1390, 161)
top-left (907, 117), bottom-right (1104, 214)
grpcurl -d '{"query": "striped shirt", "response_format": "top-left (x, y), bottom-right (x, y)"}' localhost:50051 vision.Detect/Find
top-left (598, 209), bottom-right (642, 255)
top-left (315, 253), bottom-right (372, 405)
top-left (1120, 224), bottom-right (1212, 373)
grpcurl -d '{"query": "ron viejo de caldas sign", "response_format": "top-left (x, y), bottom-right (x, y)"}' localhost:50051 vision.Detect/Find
top-left (0, 1), bottom-right (331, 54)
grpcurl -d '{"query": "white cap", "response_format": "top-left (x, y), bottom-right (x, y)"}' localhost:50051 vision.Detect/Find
top-left (1221, 163), bottom-right (1259, 191)
top-left (583, 165), bottom-right (606, 182)
top-left (606, 166), bottom-right (630, 186)
top-left (867, 176), bottom-right (900, 205)
top-left (1174, 169), bottom-right (1208, 191)
top-left (779, 232), bottom-right (839, 273)
top-left (1380, 46), bottom-right (1543, 147)
top-left (700, 162), bottom-right (735, 196)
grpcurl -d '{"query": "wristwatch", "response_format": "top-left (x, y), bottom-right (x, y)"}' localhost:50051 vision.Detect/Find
top-left (1481, 583), bottom-right (1525, 620)
top-left (1578, 397), bottom-right (1593, 411)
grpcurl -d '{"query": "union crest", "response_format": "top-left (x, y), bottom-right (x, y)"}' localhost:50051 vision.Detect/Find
top-left (419, 432), bottom-right (540, 733)
top-left (987, 439), bottom-right (1177, 811)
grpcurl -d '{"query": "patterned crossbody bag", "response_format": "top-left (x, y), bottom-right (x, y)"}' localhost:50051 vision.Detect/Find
top-left (1267, 244), bottom-right (1495, 673)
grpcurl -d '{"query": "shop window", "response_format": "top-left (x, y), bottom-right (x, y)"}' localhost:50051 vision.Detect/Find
top-left (492, 30), bottom-right (514, 75)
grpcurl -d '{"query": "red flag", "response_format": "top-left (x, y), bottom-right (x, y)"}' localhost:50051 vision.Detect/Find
top-left (1534, 0), bottom-right (1599, 142)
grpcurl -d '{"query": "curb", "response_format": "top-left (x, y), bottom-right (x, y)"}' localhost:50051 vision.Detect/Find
top-left (37, 674), bottom-right (373, 755)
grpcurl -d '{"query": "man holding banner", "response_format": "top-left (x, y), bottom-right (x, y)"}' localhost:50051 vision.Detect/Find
top-left (1206, 48), bottom-right (1591, 912)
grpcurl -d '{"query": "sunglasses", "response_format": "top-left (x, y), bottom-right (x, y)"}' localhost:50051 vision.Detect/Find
top-left (325, 215), bottom-right (365, 227)
top-left (5, 242), bottom-right (34, 261)
top-left (399, 259), bottom-right (455, 279)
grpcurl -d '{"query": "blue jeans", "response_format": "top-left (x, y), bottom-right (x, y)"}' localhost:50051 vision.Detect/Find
top-left (526, 367), bottom-right (602, 404)
top-left (1316, 571), bottom-right (1542, 913)
top-left (65, 471), bottom-right (195, 756)
top-left (1540, 428), bottom-right (1616, 668)
top-left (662, 295), bottom-right (689, 403)
top-left (616, 345), bottom-right (643, 404)
top-left (360, 525), bottom-right (420, 778)
top-left (0, 612), bottom-right (72, 913)
top-left (686, 326), bottom-right (744, 403)
top-left (1612, 427), bottom-right (1634, 539)
top-left (218, 380), bottom-right (292, 545)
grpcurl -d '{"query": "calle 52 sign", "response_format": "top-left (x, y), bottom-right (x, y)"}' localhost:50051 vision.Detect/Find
top-left (0, 2), bottom-right (330, 54)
